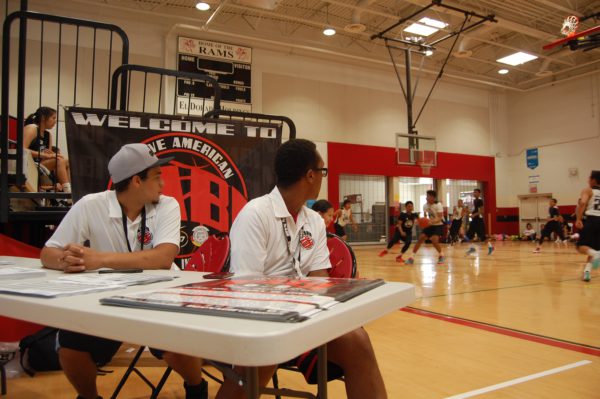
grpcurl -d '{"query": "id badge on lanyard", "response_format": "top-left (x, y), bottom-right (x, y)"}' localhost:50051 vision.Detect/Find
top-left (281, 218), bottom-right (304, 278)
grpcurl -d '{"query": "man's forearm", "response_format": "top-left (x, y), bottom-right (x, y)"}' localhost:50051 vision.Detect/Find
top-left (101, 247), bottom-right (176, 269)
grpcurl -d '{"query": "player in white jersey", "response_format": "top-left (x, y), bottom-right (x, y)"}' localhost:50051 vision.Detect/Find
top-left (333, 199), bottom-right (357, 241)
top-left (405, 190), bottom-right (445, 265)
top-left (576, 170), bottom-right (600, 281)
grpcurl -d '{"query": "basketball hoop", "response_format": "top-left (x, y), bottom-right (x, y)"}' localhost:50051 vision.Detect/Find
top-left (418, 161), bottom-right (433, 175)
top-left (561, 15), bottom-right (579, 37)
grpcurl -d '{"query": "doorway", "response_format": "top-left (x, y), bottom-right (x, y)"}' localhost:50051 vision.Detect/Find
top-left (518, 193), bottom-right (553, 235)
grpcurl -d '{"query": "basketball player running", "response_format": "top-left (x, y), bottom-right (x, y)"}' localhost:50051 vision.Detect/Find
top-left (575, 170), bottom-right (600, 282)
top-left (379, 200), bottom-right (418, 263)
top-left (465, 188), bottom-right (494, 256)
top-left (405, 190), bottom-right (445, 265)
top-left (449, 199), bottom-right (466, 244)
top-left (533, 198), bottom-right (563, 253)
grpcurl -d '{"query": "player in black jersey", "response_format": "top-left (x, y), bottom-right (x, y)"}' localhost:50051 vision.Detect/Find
top-left (379, 201), bottom-right (418, 263)
top-left (534, 198), bottom-right (563, 253)
top-left (576, 170), bottom-right (600, 281)
top-left (465, 189), bottom-right (494, 256)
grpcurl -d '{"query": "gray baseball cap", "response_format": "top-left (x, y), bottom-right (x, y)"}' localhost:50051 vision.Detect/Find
top-left (108, 143), bottom-right (174, 184)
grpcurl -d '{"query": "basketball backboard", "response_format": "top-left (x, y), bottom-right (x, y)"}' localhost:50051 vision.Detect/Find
top-left (396, 133), bottom-right (437, 169)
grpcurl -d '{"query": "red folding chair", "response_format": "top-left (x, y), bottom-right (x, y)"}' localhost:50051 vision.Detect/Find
top-left (326, 232), bottom-right (357, 278)
top-left (184, 232), bottom-right (231, 273)
top-left (111, 233), bottom-right (231, 399)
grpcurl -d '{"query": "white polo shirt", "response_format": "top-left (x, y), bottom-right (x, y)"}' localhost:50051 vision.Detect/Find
top-left (45, 190), bottom-right (181, 254)
top-left (230, 187), bottom-right (331, 277)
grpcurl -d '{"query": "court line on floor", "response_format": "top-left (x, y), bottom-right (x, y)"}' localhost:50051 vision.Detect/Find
top-left (421, 282), bottom-right (543, 298)
top-left (443, 360), bottom-right (592, 399)
top-left (402, 307), bottom-right (600, 357)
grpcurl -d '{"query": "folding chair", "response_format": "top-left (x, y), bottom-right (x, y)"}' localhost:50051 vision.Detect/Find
top-left (325, 232), bottom-right (357, 278)
top-left (184, 232), bottom-right (231, 273)
top-left (271, 232), bottom-right (357, 398)
top-left (111, 233), bottom-right (231, 399)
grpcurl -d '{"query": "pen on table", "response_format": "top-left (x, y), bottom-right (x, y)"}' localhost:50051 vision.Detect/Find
top-left (98, 268), bottom-right (143, 274)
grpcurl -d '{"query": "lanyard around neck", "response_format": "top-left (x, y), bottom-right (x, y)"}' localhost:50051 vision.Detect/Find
top-left (121, 207), bottom-right (146, 253)
top-left (281, 218), bottom-right (304, 278)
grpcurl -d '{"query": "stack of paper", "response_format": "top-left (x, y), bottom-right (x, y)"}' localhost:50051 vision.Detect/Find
top-left (0, 280), bottom-right (124, 298)
top-left (101, 276), bottom-right (385, 322)
top-left (0, 273), bottom-right (174, 298)
top-left (0, 267), bottom-right (46, 280)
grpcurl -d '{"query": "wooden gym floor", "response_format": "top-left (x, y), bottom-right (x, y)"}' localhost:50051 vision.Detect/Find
top-left (6, 241), bottom-right (600, 398)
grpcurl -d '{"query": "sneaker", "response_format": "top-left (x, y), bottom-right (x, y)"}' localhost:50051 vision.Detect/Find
top-left (395, 255), bottom-right (403, 263)
top-left (533, 247), bottom-right (541, 253)
top-left (437, 256), bottom-right (445, 264)
top-left (583, 270), bottom-right (591, 282)
top-left (555, 238), bottom-right (562, 244)
top-left (487, 245), bottom-right (494, 255)
top-left (465, 247), bottom-right (476, 256)
top-left (405, 257), bottom-right (414, 265)
top-left (378, 250), bottom-right (388, 257)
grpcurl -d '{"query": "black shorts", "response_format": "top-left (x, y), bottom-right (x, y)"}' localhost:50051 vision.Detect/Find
top-left (287, 349), bottom-right (344, 385)
top-left (57, 330), bottom-right (122, 366)
top-left (422, 225), bottom-right (443, 238)
top-left (577, 216), bottom-right (600, 250)
top-left (57, 330), bottom-right (165, 366)
top-left (334, 223), bottom-right (346, 237)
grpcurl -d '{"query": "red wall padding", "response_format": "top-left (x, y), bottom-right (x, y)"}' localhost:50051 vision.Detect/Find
top-left (0, 234), bottom-right (44, 341)
top-left (327, 142), bottom-right (497, 232)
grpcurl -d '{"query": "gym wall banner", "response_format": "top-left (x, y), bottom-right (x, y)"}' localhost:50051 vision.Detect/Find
top-left (64, 107), bottom-right (281, 264)
top-left (177, 37), bottom-right (252, 115)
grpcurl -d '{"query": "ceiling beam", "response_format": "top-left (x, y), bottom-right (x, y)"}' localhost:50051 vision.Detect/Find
top-left (531, 0), bottom-right (583, 17)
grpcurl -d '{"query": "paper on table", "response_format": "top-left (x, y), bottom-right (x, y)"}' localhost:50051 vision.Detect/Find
top-left (0, 267), bottom-right (46, 280)
top-left (0, 280), bottom-right (124, 298)
top-left (58, 273), bottom-right (174, 286)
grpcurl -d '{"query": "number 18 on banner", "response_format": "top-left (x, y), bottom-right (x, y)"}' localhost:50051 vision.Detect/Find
top-left (526, 148), bottom-right (539, 170)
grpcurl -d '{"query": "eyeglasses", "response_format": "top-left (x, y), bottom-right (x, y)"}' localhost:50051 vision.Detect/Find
top-left (312, 167), bottom-right (328, 177)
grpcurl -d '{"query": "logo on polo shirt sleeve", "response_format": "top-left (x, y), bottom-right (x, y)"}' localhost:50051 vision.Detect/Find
top-left (299, 230), bottom-right (315, 250)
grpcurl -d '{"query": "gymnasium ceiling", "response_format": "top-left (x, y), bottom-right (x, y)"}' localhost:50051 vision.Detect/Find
top-left (78, 0), bottom-right (599, 90)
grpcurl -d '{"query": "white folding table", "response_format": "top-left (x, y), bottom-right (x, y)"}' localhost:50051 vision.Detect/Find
top-left (0, 256), bottom-right (415, 398)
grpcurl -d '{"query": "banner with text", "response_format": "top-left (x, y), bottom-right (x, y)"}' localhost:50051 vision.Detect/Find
top-left (65, 107), bottom-right (281, 263)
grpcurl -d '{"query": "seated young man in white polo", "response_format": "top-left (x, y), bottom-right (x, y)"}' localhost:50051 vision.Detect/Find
top-left (40, 143), bottom-right (207, 399)
top-left (216, 139), bottom-right (387, 399)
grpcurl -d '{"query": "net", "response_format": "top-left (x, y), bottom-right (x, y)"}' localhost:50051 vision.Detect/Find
top-left (417, 161), bottom-right (433, 175)
top-left (561, 15), bottom-right (579, 37)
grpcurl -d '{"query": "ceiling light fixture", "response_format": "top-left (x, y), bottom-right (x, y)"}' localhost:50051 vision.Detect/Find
top-left (404, 23), bottom-right (438, 36)
top-left (497, 52), bottom-right (538, 66)
top-left (424, 49), bottom-right (434, 56)
top-left (323, 5), bottom-right (336, 36)
top-left (323, 27), bottom-right (336, 36)
top-left (418, 17), bottom-right (448, 29)
top-left (195, 2), bottom-right (210, 11)
top-left (498, 69), bottom-right (509, 75)
top-left (404, 17), bottom-right (447, 37)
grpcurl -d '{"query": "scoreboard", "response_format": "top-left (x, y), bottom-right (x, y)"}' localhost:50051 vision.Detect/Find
top-left (177, 37), bottom-right (252, 115)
